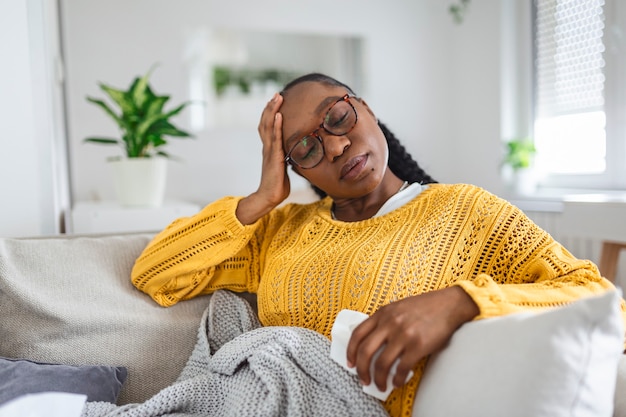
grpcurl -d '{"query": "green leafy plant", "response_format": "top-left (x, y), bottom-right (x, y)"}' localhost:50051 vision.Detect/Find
top-left (84, 67), bottom-right (193, 159)
top-left (503, 138), bottom-right (536, 171)
top-left (449, 0), bottom-right (471, 24)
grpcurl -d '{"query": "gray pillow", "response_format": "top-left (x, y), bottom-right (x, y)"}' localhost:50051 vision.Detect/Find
top-left (0, 357), bottom-right (127, 405)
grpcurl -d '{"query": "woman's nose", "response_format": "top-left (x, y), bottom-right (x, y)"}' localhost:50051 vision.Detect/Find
top-left (322, 133), bottom-right (351, 162)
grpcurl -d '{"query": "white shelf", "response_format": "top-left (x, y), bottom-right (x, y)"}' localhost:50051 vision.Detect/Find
top-left (69, 200), bottom-right (200, 235)
top-left (509, 188), bottom-right (626, 242)
top-left (508, 187), bottom-right (626, 213)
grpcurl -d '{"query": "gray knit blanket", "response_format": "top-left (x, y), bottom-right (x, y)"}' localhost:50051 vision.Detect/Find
top-left (82, 290), bottom-right (388, 417)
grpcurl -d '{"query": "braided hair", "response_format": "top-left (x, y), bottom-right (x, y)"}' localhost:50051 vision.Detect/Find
top-left (281, 73), bottom-right (437, 199)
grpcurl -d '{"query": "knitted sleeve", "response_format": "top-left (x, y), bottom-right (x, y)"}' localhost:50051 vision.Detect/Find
top-left (451, 190), bottom-right (626, 322)
top-left (131, 196), bottom-right (266, 307)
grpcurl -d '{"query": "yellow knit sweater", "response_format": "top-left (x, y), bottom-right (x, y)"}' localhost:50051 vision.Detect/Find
top-left (132, 183), bottom-right (621, 417)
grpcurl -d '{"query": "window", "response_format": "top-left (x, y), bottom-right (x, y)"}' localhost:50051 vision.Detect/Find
top-left (532, 0), bottom-right (626, 189)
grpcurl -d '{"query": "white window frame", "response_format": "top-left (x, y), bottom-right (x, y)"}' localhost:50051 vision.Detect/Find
top-left (505, 0), bottom-right (626, 191)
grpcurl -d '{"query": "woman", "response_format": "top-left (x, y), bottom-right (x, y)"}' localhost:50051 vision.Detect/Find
top-left (131, 73), bottom-right (620, 416)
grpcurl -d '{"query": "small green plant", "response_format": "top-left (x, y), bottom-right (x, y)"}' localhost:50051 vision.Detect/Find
top-left (503, 138), bottom-right (536, 171)
top-left (449, 0), bottom-right (471, 24)
top-left (213, 66), bottom-right (233, 96)
top-left (84, 67), bottom-right (193, 158)
top-left (212, 66), bottom-right (300, 96)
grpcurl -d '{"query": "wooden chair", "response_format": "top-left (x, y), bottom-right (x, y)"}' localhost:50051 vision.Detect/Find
top-left (599, 241), bottom-right (626, 283)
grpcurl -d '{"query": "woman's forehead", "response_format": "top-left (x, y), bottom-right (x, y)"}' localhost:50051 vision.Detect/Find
top-left (280, 83), bottom-right (346, 141)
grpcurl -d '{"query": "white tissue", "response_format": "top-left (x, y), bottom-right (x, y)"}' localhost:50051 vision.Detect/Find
top-left (330, 309), bottom-right (413, 401)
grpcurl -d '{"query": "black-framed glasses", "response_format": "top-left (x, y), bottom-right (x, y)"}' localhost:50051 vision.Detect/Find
top-left (284, 94), bottom-right (358, 169)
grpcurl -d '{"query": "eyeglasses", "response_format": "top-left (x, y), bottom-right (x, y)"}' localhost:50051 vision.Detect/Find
top-left (284, 94), bottom-right (358, 169)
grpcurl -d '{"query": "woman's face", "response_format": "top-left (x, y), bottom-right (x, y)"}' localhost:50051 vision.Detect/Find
top-left (280, 82), bottom-right (389, 199)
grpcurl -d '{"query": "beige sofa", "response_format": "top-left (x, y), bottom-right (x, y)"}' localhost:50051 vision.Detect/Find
top-left (0, 233), bottom-right (214, 405)
top-left (0, 232), bottom-right (625, 415)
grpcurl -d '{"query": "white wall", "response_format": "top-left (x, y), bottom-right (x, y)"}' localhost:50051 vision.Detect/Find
top-left (0, 0), bottom-right (69, 237)
top-left (0, 0), bottom-right (41, 237)
top-left (446, 0), bottom-right (507, 196)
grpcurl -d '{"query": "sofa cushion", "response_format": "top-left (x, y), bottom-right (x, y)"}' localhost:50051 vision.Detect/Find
top-left (0, 233), bottom-right (211, 404)
top-left (412, 290), bottom-right (624, 417)
top-left (0, 357), bottom-right (127, 405)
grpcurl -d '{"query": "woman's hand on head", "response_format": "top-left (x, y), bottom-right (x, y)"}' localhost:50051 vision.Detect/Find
top-left (236, 93), bottom-right (290, 225)
top-left (345, 286), bottom-right (479, 392)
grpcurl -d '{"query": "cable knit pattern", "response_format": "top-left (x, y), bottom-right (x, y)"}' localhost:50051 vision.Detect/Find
top-left (82, 290), bottom-right (387, 417)
top-left (132, 183), bottom-right (622, 416)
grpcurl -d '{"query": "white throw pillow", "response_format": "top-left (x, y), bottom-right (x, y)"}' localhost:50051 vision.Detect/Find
top-left (412, 290), bottom-right (624, 417)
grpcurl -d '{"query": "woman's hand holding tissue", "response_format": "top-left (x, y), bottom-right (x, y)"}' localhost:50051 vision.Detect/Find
top-left (346, 286), bottom-right (479, 392)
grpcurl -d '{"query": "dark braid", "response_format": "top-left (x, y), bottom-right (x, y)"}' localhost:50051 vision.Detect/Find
top-left (282, 73), bottom-right (436, 199)
top-left (379, 121), bottom-right (437, 186)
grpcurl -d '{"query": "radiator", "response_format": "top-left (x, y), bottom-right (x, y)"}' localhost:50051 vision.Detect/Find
top-left (525, 210), bottom-right (626, 290)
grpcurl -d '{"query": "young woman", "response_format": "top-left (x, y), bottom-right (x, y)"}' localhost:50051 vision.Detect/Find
top-left (131, 73), bottom-right (621, 416)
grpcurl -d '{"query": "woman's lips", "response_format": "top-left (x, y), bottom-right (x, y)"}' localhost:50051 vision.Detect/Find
top-left (340, 155), bottom-right (368, 180)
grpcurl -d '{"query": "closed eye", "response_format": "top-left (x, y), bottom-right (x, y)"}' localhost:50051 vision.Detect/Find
top-left (326, 109), bottom-right (350, 130)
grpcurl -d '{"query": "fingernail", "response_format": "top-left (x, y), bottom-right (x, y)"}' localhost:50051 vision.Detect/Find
top-left (271, 93), bottom-right (278, 102)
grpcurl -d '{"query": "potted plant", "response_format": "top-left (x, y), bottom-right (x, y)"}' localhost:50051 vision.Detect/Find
top-left (502, 138), bottom-right (537, 195)
top-left (84, 67), bottom-right (193, 207)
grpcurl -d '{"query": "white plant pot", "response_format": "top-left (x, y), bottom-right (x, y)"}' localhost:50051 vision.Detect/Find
top-left (511, 168), bottom-right (537, 195)
top-left (109, 158), bottom-right (167, 207)
top-left (502, 165), bottom-right (539, 196)
top-left (502, 167), bottom-right (538, 195)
